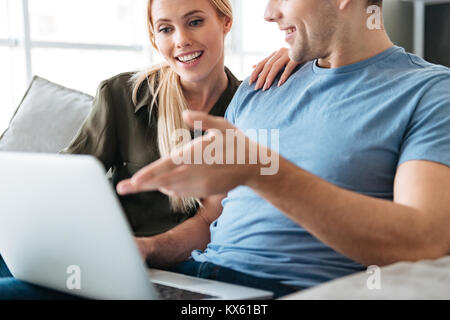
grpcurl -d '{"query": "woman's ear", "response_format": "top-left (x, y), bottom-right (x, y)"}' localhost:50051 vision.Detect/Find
top-left (223, 16), bottom-right (232, 34)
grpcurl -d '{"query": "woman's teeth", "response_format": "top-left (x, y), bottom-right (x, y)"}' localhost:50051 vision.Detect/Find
top-left (177, 51), bottom-right (203, 63)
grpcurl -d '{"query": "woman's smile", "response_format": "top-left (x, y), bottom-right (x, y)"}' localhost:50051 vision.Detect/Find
top-left (175, 50), bottom-right (205, 67)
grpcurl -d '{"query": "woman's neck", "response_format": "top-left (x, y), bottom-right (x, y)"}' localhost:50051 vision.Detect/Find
top-left (181, 65), bottom-right (229, 113)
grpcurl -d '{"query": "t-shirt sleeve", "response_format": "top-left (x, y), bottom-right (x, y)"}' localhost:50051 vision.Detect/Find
top-left (224, 93), bottom-right (238, 125)
top-left (398, 77), bottom-right (450, 168)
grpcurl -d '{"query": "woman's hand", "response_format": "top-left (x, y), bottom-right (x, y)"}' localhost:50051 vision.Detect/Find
top-left (249, 48), bottom-right (301, 91)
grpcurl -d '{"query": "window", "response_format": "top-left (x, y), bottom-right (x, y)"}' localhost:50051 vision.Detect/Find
top-left (28, 0), bottom-right (147, 45)
top-left (225, 0), bottom-right (286, 78)
top-left (0, 0), bottom-right (286, 133)
top-left (0, 1), bottom-right (9, 39)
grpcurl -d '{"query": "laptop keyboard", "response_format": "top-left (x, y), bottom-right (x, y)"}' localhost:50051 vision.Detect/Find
top-left (153, 283), bottom-right (219, 300)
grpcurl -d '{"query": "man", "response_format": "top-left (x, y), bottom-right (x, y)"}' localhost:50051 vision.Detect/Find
top-left (119, 0), bottom-right (450, 298)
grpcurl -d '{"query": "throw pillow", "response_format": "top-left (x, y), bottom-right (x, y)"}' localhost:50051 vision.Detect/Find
top-left (0, 76), bottom-right (93, 153)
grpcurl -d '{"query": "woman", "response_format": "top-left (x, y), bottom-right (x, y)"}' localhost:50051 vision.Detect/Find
top-left (62, 0), bottom-right (297, 246)
top-left (0, 0), bottom-right (298, 299)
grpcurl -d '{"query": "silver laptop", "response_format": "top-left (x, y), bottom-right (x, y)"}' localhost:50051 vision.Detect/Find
top-left (0, 152), bottom-right (272, 300)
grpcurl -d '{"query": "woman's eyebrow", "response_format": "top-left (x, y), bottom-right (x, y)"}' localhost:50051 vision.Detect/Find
top-left (182, 10), bottom-right (205, 18)
top-left (155, 10), bottom-right (205, 24)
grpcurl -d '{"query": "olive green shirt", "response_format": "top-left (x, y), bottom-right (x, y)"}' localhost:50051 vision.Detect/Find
top-left (62, 68), bottom-right (241, 237)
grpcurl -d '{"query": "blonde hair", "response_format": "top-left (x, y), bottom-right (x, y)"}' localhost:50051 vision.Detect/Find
top-left (131, 0), bottom-right (233, 214)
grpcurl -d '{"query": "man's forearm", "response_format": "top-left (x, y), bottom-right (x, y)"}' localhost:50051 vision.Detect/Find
top-left (142, 194), bottom-right (225, 269)
top-left (247, 157), bottom-right (446, 267)
top-left (144, 213), bottom-right (211, 269)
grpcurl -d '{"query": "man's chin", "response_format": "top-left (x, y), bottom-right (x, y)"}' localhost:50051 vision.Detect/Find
top-left (289, 45), bottom-right (317, 64)
top-left (288, 49), bottom-right (306, 64)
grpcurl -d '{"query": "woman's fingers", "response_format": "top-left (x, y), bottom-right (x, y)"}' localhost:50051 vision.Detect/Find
top-left (261, 56), bottom-right (290, 91)
top-left (248, 48), bottom-right (300, 90)
top-left (254, 52), bottom-right (281, 91)
top-left (249, 51), bottom-right (276, 86)
top-left (278, 60), bottom-right (301, 87)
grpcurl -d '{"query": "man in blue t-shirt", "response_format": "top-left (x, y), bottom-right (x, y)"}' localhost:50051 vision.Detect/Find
top-left (118, 0), bottom-right (450, 297)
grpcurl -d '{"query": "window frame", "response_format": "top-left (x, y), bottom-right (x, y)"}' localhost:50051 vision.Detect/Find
top-left (0, 0), bottom-right (146, 84)
top-left (0, 0), bottom-right (281, 84)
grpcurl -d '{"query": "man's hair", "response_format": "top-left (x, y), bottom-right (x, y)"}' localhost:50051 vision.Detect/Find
top-left (368, 0), bottom-right (382, 5)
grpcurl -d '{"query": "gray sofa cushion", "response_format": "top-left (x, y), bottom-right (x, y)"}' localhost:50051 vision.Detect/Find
top-left (281, 256), bottom-right (450, 300)
top-left (0, 76), bottom-right (93, 153)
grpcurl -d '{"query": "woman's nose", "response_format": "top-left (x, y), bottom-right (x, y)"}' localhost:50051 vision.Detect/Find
top-left (264, 0), bottom-right (283, 23)
top-left (175, 29), bottom-right (193, 48)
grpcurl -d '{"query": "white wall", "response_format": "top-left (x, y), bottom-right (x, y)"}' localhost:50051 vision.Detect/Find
top-left (383, 0), bottom-right (414, 52)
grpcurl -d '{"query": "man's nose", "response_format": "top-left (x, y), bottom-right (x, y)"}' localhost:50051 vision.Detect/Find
top-left (175, 29), bottom-right (193, 48)
top-left (264, 0), bottom-right (282, 23)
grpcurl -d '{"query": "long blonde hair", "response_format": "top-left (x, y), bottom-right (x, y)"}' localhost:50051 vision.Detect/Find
top-left (131, 0), bottom-right (233, 214)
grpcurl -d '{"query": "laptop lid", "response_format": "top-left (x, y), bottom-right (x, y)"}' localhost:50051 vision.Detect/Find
top-left (0, 152), bottom-right (273, 300)
top-left (0, 152), bottom-right (156, 299)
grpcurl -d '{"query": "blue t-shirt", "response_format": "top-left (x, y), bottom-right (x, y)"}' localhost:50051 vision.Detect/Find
top-left (191, 46), bottom-right (450, 289)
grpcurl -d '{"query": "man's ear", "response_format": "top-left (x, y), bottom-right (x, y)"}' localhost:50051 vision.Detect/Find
top-left (336, 0), bottom-right (353, 10)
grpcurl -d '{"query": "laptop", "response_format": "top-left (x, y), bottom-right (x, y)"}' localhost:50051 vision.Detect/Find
top-left (0, 152), bottom-right (272, 300)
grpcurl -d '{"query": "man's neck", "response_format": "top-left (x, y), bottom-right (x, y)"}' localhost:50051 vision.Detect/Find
top-left (317, 29), bottom-right (393, 69)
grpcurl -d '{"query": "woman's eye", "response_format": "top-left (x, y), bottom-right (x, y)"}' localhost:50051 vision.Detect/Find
top-left (158, 27), bottom-right (171, 33)
top-left (189, 19), bottom-right (203, 27)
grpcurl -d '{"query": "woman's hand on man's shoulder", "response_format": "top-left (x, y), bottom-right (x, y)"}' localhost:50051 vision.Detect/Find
top-left (249, 48), bottom-right (301, 91)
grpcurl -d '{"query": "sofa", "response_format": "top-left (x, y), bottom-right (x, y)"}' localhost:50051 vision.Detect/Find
top-left (282, 256), bottom-right (450, 300)
top-left (1, 76), bottom-right (449, 300)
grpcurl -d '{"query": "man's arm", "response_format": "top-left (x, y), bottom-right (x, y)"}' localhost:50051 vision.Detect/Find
top-left (118, 111), bottom-right (450, 267)
top-left (135, 193), bottom-right (225, 269)
top-left (247, 158), bottom-right (450, 267)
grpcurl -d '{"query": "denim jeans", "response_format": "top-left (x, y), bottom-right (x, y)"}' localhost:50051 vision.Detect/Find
top-left (171, 259), bottom-right (302, 299)
top-left (0, 255), bottom-right (12, 278)
top-left (0, 278), bottom-right (83, 300)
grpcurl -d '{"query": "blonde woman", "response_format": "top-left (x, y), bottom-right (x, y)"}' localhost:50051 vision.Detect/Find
top-left (62, 0), bottom-right (298, 238)
top-left (0, 0), bottom-right (299, 299)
